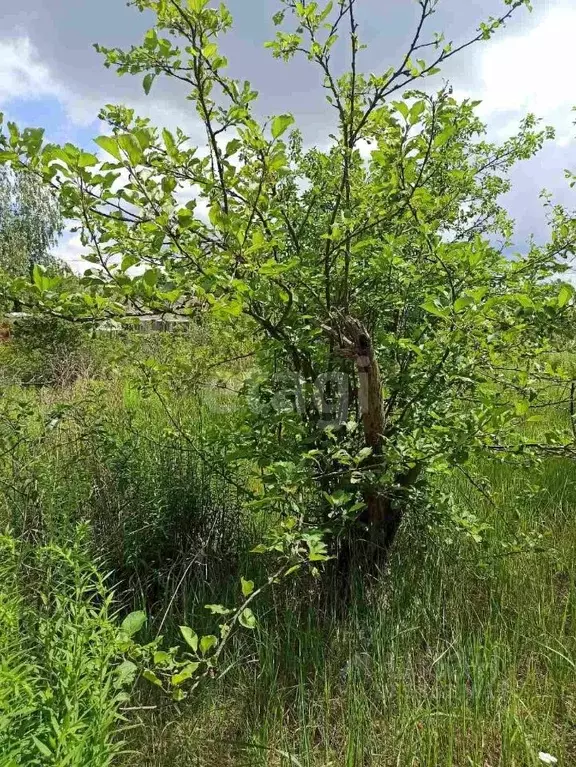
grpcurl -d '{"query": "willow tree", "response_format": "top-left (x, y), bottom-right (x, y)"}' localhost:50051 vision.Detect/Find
top-left (0, 162), bottom-right (62, 279)
top-left (1, 0), bottom-right (575, 575)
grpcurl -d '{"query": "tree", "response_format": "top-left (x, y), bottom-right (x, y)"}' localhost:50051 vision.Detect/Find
top-left (0, 155), bottom-right (62, 279)
top-left (1, 0), bottom-right (575, 580)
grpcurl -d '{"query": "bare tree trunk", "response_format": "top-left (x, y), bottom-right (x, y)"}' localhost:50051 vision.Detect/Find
top-left (334, 317), bottom-right (403, 588)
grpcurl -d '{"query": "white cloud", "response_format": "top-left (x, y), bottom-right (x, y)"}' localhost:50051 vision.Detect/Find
top-left (462, 5), bottom-right (576, 145)
top-left (0, 37), bottom-right (98, 126)
top-left (52, 230), bottom-right (88, 273)
top-left (0, 36), bottom-right (206, 135)
top-left (0, 37), bottom-right (63, 105)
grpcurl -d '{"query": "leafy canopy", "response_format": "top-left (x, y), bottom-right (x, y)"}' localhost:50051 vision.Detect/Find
top-left (1, 0), bottom-right (575, 549)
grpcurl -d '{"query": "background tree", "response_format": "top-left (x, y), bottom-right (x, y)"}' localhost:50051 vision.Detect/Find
top-left (1, 0), bottom-right (575, 582)
top-left (0, 157), bottom-right (62, 279)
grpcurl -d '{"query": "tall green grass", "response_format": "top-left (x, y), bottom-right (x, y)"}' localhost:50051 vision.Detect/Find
top-left (0, 369), bottom-right (574, 766)
top-left (0, 530), bottom-right (127, 767)
top-left (123, 454), bottom-right (576, 767)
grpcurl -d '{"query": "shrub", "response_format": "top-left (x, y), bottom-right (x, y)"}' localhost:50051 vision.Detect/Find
top-left (9, 314), bottom-right (86, 386)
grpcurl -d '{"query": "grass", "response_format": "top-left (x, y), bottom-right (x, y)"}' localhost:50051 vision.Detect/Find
top-left (125, 455), bottom-right (576, 767)
top-left (0, 356), bottom-right (574, 766)
top-left (0, 530), bottom-right (127, 767)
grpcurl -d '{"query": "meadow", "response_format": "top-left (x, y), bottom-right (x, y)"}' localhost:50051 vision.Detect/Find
top-left (0, 328), bottom-right (574, 767)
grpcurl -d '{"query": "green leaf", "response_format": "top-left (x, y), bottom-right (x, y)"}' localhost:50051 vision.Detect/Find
top-left (392, 101), bottom-right (410, 120)
top-left (32, 736), bottom-right (52, 758)
top-left (142, 669), bottom-right (163, 688)
top-left (116, 660), bottom-right (138, 685)
top-left (180, 626), bottom-right (199, 652)
top-left (121, 254), bottom-right (140, 272)
top-left (171, 662), bottom-right (200, 686)
top-left (188, 0), bottom-right (208, 11)
top-left (318, 1), bottom-right (334, 22)
top-left (94, 135), bottom-right (122, 161)
top-left (204, 604), bottom-right (233, 615)
top-left (142, 269), bottom-right (158, 287)
top-left (162, 176), bottom-right (177, 195)
top-left (143, 73), bottom-right (156, 95)
top-left (356, 446), bottom-right (373, 462)
top-left (202, 43), bottom-right (218, 59)
top-left (77, 152), bottom-right (98, 167)
top-left (162, 128), bottom-right (177, 157)
top-left (200, 634), bottom-right (218, 654)
top-left (241, 577), bottom-right (254, 597)
top-left (121, 610), bottom-right (147, 636)
top-left (271, 114), bottom-right (294, 139)
top-left (433, 126), bottom-right (456, 148)
top-left (454, 295), bottom-right (474, 313)
top-left (239, 608), bottom-right (257, 629)
top-left (422, 300), bottom-right (449, 318)
top-left (558, 284), bottom-right (573, 308)
top-left (409, 100), bottom-right (426, 124)
top-left (118, 134), bottom-right (143, 165)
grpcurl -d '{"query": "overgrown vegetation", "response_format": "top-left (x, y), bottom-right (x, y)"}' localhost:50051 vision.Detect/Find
top-left (0, 0), bottom-right (575, 764)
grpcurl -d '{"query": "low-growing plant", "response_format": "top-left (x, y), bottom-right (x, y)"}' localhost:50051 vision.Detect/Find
top-left (0, 529), bottom-right (129, 767)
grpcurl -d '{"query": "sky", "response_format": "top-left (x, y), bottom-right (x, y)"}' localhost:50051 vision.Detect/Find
top-left (0, 0), bottom-right (574, 270)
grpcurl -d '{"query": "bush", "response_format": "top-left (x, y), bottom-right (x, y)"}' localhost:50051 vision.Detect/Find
top-left (9, 315), bottom-right (86, 386)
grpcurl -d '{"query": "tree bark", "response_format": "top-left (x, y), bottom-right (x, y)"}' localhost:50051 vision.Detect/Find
top-left (337, 317), bottom-right (402, 571)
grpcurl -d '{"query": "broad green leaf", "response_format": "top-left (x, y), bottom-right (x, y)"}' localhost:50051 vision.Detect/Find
top-left (171, 662), bottom-right (200, 686)
top-left (409, 100), bottom-right (426, 124)
top-left (392, 101), bottom-right (410, 120)
top-left (558, 284), bottom-right (573, 308)
top-left (121, 254), bottom-right (140, 272)
top-left (422, 300), bottom-right (449, 318)
top-left (179, 626), bottom-right (198, 652)
top-left (118, 134), bottom-right (143, 165)
top-left (116, 660), bottom-right (138, 685)
top-left (94, 135), bottom-right (122, 161)
top-left (454, 295), bottom-right (473, 312)
top-left (142, 669), bottom-right (163, 687)
top-left (202, 43), bottom-right (218, 59)
top-left (77, 152), bottom-right (98, 167)
top-left (200, 634), bottom-right (218, 654)
top-left (204, 604), bottom-right (233, 615)
top-left (188, 0), bottom-right (208, 11)
top-left (143, 73), bottom-right (156, 95)
top-left (142, 269), bottom-right (158, 287)
top-left (271, 114), bottom-right (294, 139)
top-left (162, 128), bottom-right (177, 157)
top-left (120, 610), bottom-right (147, 636)
top-left (162, 176), bottom-right (177, 195)
top-left (239, 608), bottom-right (257, 629)
top-left (241, 577), bottom-right (254, 597)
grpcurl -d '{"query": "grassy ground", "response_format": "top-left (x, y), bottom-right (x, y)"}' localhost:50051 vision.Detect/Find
top-left (0, 365), bottom-right (574, 767)
top-left (126, 455), bottom-right (576, 767)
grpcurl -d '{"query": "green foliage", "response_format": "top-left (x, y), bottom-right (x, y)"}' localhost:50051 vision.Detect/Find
top-left (0, 0), bottom-right (573, 562)
top-left (0, 531), bottom-right (128, 767)
top-left (7, 312), bottom-right (86, 386)
top-left (0, 158), bottom-right (62, 280)
top-left (0, 1), bottom-right (575, 758)
top-left (0, 348), bottom-right (575, 764)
